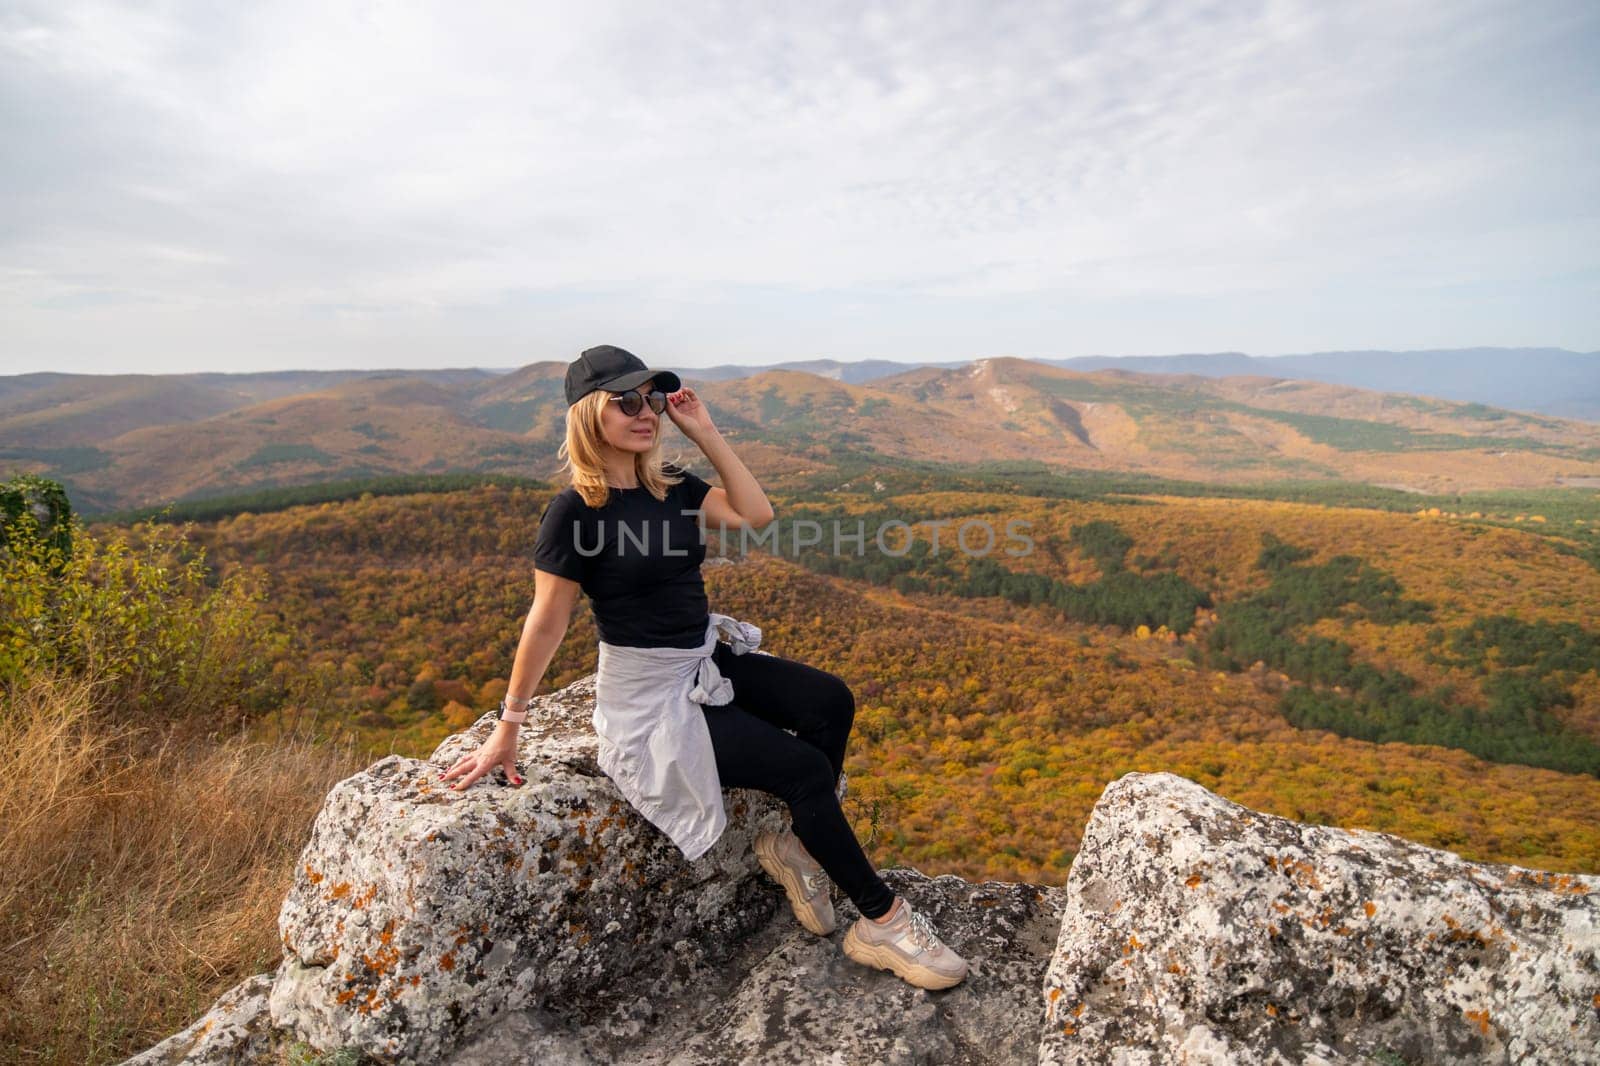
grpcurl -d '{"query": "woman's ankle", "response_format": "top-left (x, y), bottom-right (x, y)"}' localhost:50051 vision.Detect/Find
top-left (869, 897), bottom-right (901, 924)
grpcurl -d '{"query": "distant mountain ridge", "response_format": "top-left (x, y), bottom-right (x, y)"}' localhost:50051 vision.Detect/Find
top-left (5, 354), bottom-right (1599, 514)
top-left (477, 347), bottom-right (1599, 420)
top-left (1042, 348), bottom-right (1600, 422)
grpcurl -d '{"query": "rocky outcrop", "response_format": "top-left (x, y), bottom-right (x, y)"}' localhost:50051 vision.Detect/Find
top-left (122, 672), bottom-right (1600, 1065)
top-left (1039, 774), bottom-right (1600, 1065)
top-left (268, 674), bottom-right (801, 1062)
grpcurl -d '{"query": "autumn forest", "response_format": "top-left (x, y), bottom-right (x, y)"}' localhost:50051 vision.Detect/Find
top-left (160, 468), bottom-right (1600, 884)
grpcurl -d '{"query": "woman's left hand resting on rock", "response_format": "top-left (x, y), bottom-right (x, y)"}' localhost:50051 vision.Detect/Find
top-left (440, 722), bottom-right (524, 790)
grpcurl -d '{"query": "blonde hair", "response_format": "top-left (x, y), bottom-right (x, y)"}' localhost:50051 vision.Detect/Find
top-left (557, 389), bottom-right (685, 509)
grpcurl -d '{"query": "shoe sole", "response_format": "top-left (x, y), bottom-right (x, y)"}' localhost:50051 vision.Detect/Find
top-left (754, 834), bottom-right (836, 936)
top-left (841, 922), bottom-right (967, 990)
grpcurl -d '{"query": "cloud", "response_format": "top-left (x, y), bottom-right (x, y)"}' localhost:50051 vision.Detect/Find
top-left (2, 0), bottom-right (1597, 371)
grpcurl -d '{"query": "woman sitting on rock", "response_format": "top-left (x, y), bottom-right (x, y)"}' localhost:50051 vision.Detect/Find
top-left (441, 344), bottom-right (968, 991)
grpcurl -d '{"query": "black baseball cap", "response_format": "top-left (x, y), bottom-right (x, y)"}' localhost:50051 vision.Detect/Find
top-left (564, 345), bottom-right (682, 406)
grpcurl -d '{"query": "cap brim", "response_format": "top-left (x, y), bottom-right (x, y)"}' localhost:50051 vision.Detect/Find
top-left (600, 368), bottom-right (681, 395)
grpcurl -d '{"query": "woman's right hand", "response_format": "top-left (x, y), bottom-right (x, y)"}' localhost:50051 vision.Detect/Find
top-left (440, 730), bottom-right (524, 791)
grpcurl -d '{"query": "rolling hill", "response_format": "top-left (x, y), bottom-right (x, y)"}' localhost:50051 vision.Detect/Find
top-left (3, 357), bottom-right (1598, 515)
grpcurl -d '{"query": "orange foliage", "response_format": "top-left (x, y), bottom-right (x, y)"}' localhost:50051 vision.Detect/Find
top-left (175, 484), bottom-right (1600, 884)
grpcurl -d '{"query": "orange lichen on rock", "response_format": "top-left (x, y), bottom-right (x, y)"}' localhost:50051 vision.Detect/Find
top-left (304, 864), bottom-right (324, 885)
top-left (1364, 901), bottom-right (1377, 918)
top-left (1278, 856), bottom-right (1323, 891)
top-left (1185, 873), bottom-right (1204, 888)
top-left (360, 945), bottom-right (399, 976)
top-left (359, 921), bottom-right (400, 978)
top-left (1465, 1008), bottom-right (1493, 1036)
top-left (1440, 913), bottom-right (1495, 949)
top-left (1124, 933), bottom-right (1145, 955)
top-left (1505, 870), bottom-right (1592, 895)
top-left (439, 951), bottom-right (456, 972)
top-left (328, 882), bottom-right (352, 900)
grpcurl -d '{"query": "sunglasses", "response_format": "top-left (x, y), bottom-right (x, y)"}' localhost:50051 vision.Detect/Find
top-left (607, 389), bottom-right (668, 417)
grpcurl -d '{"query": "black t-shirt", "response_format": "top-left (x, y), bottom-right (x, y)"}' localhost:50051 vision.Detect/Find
top-left (533, 462), bottom-right (715, 649)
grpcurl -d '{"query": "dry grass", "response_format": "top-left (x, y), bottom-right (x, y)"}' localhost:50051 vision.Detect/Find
top-left (0, 669), bottom-right (367, 1066)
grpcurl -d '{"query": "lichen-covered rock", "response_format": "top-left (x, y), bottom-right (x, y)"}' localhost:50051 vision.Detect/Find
top-left (268, 675), bottom-right (789, 1064)
top-left (1038, 771), bottom-right (1600, 1066)
top-left (446, 869), bottom-right (1067, 1065)
top-left (124, 868), bottom-right (1066, 1066)
top-left (119, 973), bottom-right (282, 1066)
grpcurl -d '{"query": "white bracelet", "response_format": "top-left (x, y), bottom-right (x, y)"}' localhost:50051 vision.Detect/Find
top-left (498, 696), bottom-right (531, 724)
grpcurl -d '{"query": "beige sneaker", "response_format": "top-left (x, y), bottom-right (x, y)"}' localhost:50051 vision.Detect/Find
top-left (753, 830), bottom-right (836, 936)
top-left (841, 897), bottom-right (968, 990)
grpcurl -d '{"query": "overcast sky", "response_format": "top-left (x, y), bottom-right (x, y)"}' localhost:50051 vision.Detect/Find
top-left (3, 0), bottom-right (1597, 375)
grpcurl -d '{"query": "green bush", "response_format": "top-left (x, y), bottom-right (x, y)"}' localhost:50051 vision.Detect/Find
top-left (1, 477), bottom-right (289, 727)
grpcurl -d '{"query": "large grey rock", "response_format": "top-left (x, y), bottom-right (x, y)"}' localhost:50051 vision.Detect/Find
top-left (131, 867), bottom-right (1065, 1066)
top-left (117, 671), bottom-right (1066, 1066)
top-left (1039, 771), bottom-right (1600, 1066)
top-left (268, 674), bottom-right (790, 1063)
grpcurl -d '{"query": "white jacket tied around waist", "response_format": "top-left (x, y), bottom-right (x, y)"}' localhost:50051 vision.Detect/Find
top-left (593, 612), bottom-right (764, 861)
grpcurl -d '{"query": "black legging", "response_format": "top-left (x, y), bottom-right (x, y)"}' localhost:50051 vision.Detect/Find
top-left (702, 640), bottom-right (896, 920)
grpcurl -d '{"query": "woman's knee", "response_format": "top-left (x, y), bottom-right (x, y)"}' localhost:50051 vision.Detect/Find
top-left (775, 744), bottom-right (837, 800)
top-left (824, 673), bottom-right (856, 729)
